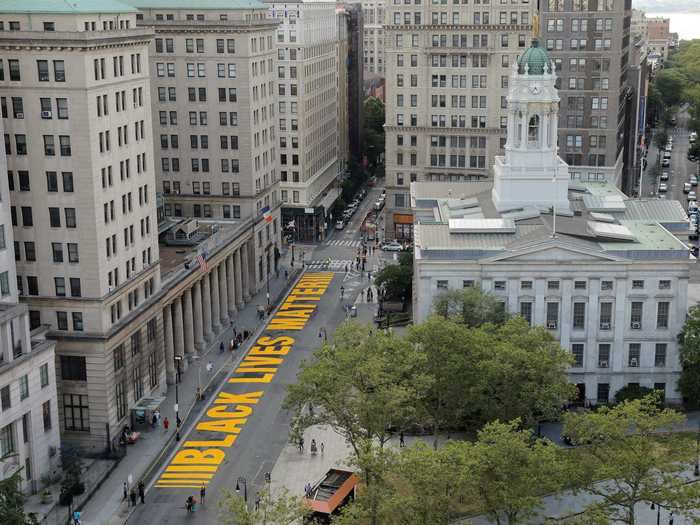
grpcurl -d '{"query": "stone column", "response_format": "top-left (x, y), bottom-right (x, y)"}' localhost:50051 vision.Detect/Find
top-left (520, 111), bottom-right (528, 149)
top-left (542, 111), bottom-right (550, 149)
top-left (219, 264), bottom-right (229, 326)
top-left (226, 255), bottom-right (237, 317)
top-left (192, 280), bottom-right (205, 352)
top-left (173, 297), bottom-right (186, 371)
top-left (183, 288), bottom-right (195, 356)
top-left (241, 243), bottom-right (251, 301)
top-left (234, 248), bottom-right (244, 308)
top-left (163, 304), bottom-right (176, 385)
top-left (211, 268), bottom-right (221, 335)
top-left (202, 274), bottom-right (214, 343)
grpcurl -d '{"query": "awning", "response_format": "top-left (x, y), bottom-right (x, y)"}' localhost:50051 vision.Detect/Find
top-left (304, 469), bottom-right (359, 515)
top-left (318, 187), bottom-right (341, 212)
top-left (393, 213), bottom-right (413, 225)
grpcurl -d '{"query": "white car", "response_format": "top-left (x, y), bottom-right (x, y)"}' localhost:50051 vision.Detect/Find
top-left (684, 183), bottom-right (692, 193)
top-left (658, 183), bottom-right (668, 193)
top-left (691, 176), bottom-right (698, 186)
top-left (660, 171), bottom-right (669, 181)
top-left (689, 191), bottom-right (697, 202)
top-left (662, 159), bottom-right (671, 167)
top-left (381, 241), bottom-right (403, 252)
top-left (335, 220), bottom-right (345, 230)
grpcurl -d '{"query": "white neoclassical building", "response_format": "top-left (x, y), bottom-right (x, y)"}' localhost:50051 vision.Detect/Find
top-left (411, 40), bottom-right (692, 405)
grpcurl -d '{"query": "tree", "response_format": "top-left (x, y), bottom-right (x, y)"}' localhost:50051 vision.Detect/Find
top-left (218, 488), bottom-right (309, 525)
top-left (409, 316), bottom-right (574, 436)
top-left (654, 129), bottom-right (669, 152)
top-left (654, 69), bottom-right (688, 109)
top-left (373, 253), bottom-right (412, 303)
top-left (284, 322), bottom-right (431, 525)
top-left (562, 395), bottom-right (700, 525)
top-left (459, 421), bottom-right (568, 525)
top-left (0, 470), bottom-right (37, 525)
top-left (363, 97), bottom-right (385, 171)
top-left (613, 384), bottom-right (655, 404)
top-left (432, 287), bottom-right (509, 327)
top-left (678, 304), bottom-right (700, 409)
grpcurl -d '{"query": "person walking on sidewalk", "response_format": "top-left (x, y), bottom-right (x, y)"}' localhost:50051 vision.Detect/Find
top-left (298, 436), bottom-right (305, 453)
top-left (255, 492), bottom-right (261, 511)
top-left (321, 442), bottom-right (325, 455)
top-left (399, 431), bottom-right (405, 448)
top-left (123, 482), bottom-right (128, 501)
top-left (340, 286), bottom-right (344, 299)
top-left (130, 489), bottom-right (137, 507)
top-left (219, 341), bottom-right (225, 353)
top-left (200, 484), bottom-right (206, 504)
top-left (138, 481), bottom-right (145, 504)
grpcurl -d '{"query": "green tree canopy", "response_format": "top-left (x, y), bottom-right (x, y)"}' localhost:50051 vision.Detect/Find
top-left (218, 488), bottom-right (309, 525)
top-left (0, 470), bottom-right (36, 525)
top-left (374, 253), bottom-right (412, 302)
top-left (677, 304), bottom-right (700, 409)
top-left (562, 395), bottom-right (700, 525)
top-left (654, 69), bottom-right (688, 109)
top-left (433, 287), bottom-right (509, 327)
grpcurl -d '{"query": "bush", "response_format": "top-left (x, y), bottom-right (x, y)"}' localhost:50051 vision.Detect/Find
top-left (614, 384), bottom-right (654, 404)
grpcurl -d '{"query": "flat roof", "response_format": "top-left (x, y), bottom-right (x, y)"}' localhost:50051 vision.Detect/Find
top-left (0, 0), bottom-right (138, 14)
top-left (125, 0), bottom-right (265, 10)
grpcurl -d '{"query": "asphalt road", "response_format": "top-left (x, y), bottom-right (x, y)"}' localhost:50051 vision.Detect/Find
top-left (127, 187), bottom-right (387, 524)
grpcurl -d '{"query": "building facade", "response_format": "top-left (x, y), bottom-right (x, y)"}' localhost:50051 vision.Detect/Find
top-left (383, 0), bottom-right (536, 241)
top-left (338, 3), bottom-right (365, 169)
top-left (539, 0), bottom-right (632, 189)
top-left (0, 103), bottom-right (60, 494)
top-left (411, 40), bottom-right (690, 405)
top-left (268, 0), bottom-right (340, 242)
top-left (358, 0), bottom-right (384, 78)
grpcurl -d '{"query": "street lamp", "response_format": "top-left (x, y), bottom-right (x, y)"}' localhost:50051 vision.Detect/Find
top-left (174, 355), bottom-right (182, 441)
top-left (235, 477), bottom-right (247, 503)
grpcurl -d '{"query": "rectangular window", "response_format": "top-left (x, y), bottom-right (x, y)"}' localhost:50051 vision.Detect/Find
top-left (115, 380), bottom-right (127, 420)
top-left (0, 386), bottom-right (10, 410)
top-left (628, 344), bottom-right (641, 367)
top-left (60, 355), bottom-right (87, 381)
top-left (547, 280), bottom-right (560, 290)
top-left (632, 280), bottom-right (644, 289)
top-left (40, 364), bottom-right (49, 387)
top-left (599, 302), bottom-right (612, 329)
top-left (656, 302), bottom-right (669, 329)
top-left (494, 281), bottom-right (506, 291)
top-left (0, 423), bottom-right (15, 458)
top-left (520, 302), bottom-right (532, 325)
top-left (630, 302), bottom-right (643, 329)
top-left (436, 280), bottom-right (448, 290)
top-left (572, 302), bottom-right (586, 329)
top-left (63, 394), bottom-right (90, 432)
top-left (571, 344), bottom-right (584, 368)
top-left (546, 302), bottom-right (559, 329)
top-left (598, 344), bottom-right (610, 368)
top-left (42, 400), bottom-right (52, 431)
top-left (597, 383), bottom-right (610, 403)
top-left (655, 343), bottom-right (667, 367)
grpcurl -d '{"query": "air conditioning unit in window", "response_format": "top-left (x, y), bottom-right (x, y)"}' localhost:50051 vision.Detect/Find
top-left (599, 360), bottom-right (609, 368)
top-left (41, 110), bottom-right (52, 119)
top-left (600, 322), bottom-right (611, 330)
top-left (631, 322), bottom-right (641, 329)
top-left (15, 113), bottom-right (24, 119)
top-left (547, 321), bottom-right (558, 329)
top-left (630, 357), bottom-right (639, 367)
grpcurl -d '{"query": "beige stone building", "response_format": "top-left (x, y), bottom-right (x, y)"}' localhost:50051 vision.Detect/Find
top-left (267, 0), bottom-right (340, 242)
top-left (359, 0), bottom-right (384, 78)
top-left (383, 0), bottom-right (536, 240)
top-left (337, 7), bottom-right (350, 177)
top-left (1, 0), bottom-right (284, 453)
top-left (0, 85), bottom-right (60, 492)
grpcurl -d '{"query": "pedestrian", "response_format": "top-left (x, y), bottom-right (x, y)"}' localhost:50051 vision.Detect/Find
top-left (367, 271), bottom-right (371, 281)
top-left (151, 412), bottom-right (157, 428)
top-left (72, 510), bottom-right (81, 525)
top-left (219, 341), bottom-right (224, 353)
top-left (299, 436), bottom-right (305, 453)
top-left (255, 492), bottom-right (261, 511)
top-left (399, 431), bottom-right (405, 448)
top-left (123, 482), bottom-right (128, 501)
top-left (284, 269), bottom-right (289, 280)
top-left (130, 489), bottom-right (137, 507)
top-left (163, 417), bottom-right (169, 431)
top-left (320, 442), bottom-right (325, 455)
top-left (154, 408), bottom-right (161, 425)
top-left (200, 484), bottom-right (206, 504)
top-left (340, 286), bottom-right (345, 299)
top-left (138, 480), bottom-right (145, 504)
top-left (186, 495), bottom-right (194, 513)
top-left (206, 361), bottom-right (213, 374)
top-left (344, 264), bottom-right (348, 273)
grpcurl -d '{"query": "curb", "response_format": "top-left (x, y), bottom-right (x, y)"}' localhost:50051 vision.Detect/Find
top-left (119, 268), bottom-right (304, 524)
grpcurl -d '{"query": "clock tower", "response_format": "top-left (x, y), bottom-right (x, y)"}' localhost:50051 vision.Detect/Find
top-left (491, 39), bottom-right (571, 213)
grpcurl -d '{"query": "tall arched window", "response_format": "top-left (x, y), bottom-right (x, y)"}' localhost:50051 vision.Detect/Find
top-left (528, 115), bottom-right (540, 144)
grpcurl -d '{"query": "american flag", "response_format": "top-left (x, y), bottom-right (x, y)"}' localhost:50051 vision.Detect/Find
top-left (196, 254), bottom-right (209, 273)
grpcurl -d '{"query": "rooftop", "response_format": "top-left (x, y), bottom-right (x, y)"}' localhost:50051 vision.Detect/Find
top-left (124, 0), bottom-right (265, 10)
top-left (0, 0), bottom-right (137, 14)
top-left (411, 181), bottom-right (691, 262)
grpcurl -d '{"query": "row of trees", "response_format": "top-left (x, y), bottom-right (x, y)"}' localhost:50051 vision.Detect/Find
top-left (272, 288), bottom-right (700, 524)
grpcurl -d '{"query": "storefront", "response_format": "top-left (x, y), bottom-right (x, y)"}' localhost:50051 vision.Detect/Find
top-left (282, 188), bottom-right (340, 242)
top-left (393, 213), bottom-right (413, 240)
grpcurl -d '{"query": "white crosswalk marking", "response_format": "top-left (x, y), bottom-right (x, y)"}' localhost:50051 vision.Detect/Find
top-left (324, 239), bottom-right (363, 248)
top-left (354, 285), bottom-right (379, 304)
top-left (305, 259), bottom-right (354, 271)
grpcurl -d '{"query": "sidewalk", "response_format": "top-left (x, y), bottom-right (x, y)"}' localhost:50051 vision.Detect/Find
top-left (80, 251), bottom-right (301, 525)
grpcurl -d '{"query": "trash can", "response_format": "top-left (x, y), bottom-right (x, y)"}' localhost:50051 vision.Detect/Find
top-left (351, 306), bottom-right (357, 317)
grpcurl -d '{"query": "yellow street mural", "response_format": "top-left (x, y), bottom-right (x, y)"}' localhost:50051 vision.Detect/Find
top-left (155, 272), bottom-right (334, 489)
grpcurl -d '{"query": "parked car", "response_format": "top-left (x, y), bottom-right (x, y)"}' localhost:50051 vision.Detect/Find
top-left (684, 183), bottom-right (692, 193)
top-left (689, 201), bottom-right (698, 214)
top-left (335, 220), bottom-right (345, 230)
top-left (660, 171), bottom-right (669, 181)
top-left (691, 176), bottom-right (698, 186)
top-left (689, 152), bottom-right (698, 162)
top-left (689, 191), bottom-right (697, 202)
top-left (690, 131), bottom-right (698, 144)
top-left (659, 183), bottom-right (669, 193)
top-left (665, 144), bottom-right (673, 152)
top-left (381, 241), bottom-right (403, 252)
top-left (662, 158), bottom-right (671, 167)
